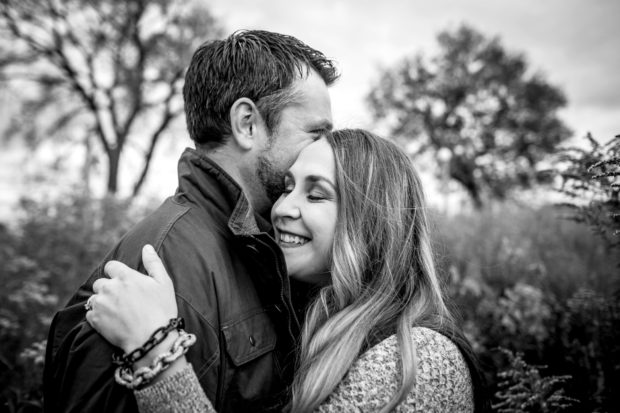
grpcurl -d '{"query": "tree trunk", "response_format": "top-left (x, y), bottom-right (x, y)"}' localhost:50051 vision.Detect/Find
top-left (449, 155), bottom-right (483, 209)
top-left (107, 148), bottom-right (121, 195)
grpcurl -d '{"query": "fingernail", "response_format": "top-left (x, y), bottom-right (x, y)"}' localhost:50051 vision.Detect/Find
top-left (144, 244), bottom-right (155, 254)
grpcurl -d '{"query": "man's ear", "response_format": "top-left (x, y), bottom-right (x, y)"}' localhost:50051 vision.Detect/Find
top-left (230, 97), bottom-right (261, 150)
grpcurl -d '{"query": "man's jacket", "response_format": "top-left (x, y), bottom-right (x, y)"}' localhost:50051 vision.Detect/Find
top-left (43, 149), bottom-right (301, 412)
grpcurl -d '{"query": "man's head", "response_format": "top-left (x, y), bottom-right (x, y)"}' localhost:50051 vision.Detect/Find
top-left (183, 30), bottom-right (339, 148)
top-left (184, 30), bottom-right (338, 214)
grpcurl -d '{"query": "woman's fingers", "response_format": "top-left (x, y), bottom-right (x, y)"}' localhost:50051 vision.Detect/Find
top-left (103, 246), bottom-right (171, 286)
top-left (85, 294), bottom-right (107, 327)
top-left (141, 245), bottom-right (171, 285)
top-left (92, 278), bottom-right (109, 294)
top-left (86, 246), bottom-right (179, 352)
top-left (84, 292), bottom-right (127, 349)
top-left (104, 260), bottom-right (134, 279)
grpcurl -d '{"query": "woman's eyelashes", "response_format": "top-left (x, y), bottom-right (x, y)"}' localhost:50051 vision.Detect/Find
top-left (307, 186), bottom-right (331, 201)
top-left (307, 193), bottom-right (324, 201)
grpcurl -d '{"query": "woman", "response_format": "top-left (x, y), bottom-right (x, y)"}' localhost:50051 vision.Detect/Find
top-left (87, 129), bottom-right (484, 412)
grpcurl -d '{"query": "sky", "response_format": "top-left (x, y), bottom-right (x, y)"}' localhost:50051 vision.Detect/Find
top-left (208, 0), bottom-right (620, 139)
top-left (1, 0), bottom-right (619, 214)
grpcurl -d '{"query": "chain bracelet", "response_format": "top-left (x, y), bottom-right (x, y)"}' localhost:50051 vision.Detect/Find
top-left (114, 330), bottom-right (197, 390)
top-left (112, 317), bottom-right (184, 367)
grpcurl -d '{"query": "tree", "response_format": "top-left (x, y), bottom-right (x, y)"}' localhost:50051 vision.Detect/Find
top-left (0, 0), bottom-right (222, 197)
top-left (367, 24), bottom-right (571, 207)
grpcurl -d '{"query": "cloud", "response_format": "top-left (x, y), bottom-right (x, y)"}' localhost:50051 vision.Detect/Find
top-left (209, 0), bottom-right (618, 134)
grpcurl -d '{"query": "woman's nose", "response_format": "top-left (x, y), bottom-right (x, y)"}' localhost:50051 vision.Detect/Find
top-left (273, 192), bottom-right (301, 220)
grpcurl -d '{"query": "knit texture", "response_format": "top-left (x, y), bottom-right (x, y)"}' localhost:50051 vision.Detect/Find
top-left (134, 364), bottom-right (216, 413)
top-left (316, 326), bottom-right (474, 412)
top-left (135, 327), bottom-right (473, 412)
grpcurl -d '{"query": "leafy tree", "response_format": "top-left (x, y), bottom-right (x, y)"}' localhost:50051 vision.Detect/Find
top-left (0, 0), bottom-right (222, 197)
top-left (367, 24), bottom-right (571, 207)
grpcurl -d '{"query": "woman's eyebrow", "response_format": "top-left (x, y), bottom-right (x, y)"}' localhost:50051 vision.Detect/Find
top-left (307, 175), bottom-right (336, 190)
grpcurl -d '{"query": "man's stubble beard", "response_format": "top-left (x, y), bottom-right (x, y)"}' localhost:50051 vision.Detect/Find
top-left (257, 149), bottom-right (286, 204)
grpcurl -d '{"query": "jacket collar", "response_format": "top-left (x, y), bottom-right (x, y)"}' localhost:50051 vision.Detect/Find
top-left (176, 148), bottom-right (272, 236)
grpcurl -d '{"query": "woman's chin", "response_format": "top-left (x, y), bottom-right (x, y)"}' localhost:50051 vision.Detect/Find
top-left (288, 268), bottom-right (331, 286)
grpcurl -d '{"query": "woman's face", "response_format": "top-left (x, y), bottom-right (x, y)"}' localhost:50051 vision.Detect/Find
top-left (271, 138), bottom-right (338, 284)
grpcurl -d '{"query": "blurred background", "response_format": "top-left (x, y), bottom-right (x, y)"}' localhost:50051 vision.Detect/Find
top-left (0, 0), bottom-right (618, 412)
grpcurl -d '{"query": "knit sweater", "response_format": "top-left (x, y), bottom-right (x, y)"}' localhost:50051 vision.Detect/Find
top-left (135, 327), bottom-right (474, 412)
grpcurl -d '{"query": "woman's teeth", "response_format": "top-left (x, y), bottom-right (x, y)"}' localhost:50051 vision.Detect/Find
top-left (280, 232), bottom-right (309, 245)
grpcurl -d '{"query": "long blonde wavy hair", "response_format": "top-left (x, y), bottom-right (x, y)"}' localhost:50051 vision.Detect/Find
top-left (290, 129), bottom-right (457, 412)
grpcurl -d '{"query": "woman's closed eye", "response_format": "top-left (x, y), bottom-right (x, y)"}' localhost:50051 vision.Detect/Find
top-left (307, 185), bottom-right (333, 202)
top-left (307, 193), bottom-right (325, 201)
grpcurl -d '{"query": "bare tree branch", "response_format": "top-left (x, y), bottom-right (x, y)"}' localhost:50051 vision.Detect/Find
top-left (1, 0), bottom-right (222, 196)
top-left (132, 74), bottom-right (183, 196)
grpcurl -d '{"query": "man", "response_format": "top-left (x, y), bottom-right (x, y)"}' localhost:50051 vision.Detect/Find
top-left (43, 30), bottom-right (338, 412)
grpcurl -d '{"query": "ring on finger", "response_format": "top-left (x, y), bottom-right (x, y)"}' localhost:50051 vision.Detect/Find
top-left (84, 295), bottom-right (95, 312)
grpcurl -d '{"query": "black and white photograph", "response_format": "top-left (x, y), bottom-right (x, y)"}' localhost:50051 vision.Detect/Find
top-left (0, 1), bottom-right (618, 412)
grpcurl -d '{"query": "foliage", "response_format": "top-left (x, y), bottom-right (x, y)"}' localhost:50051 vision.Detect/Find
top-left (0, 0), bottom-right (222, 196)
top-left (1, 198), bottom-right (618, 411)
top-left (367, 24), bottom-right (571, 207)
top-left (554, 289), bottom-right (620, 410)
top-left (0, 191), bottom-right (150, 412)
top-left (493, 349), bottom-right (576, 413)
top-left (434, 204), bottom-right (620, 412)
top-left (554, 133), bottom-right (620, 258)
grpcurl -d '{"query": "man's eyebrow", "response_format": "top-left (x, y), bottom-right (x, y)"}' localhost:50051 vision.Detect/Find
top-left (311, 120), bottom-right (333, 132)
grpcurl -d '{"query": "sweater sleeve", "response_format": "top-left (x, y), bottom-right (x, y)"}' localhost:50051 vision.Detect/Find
top-left (134, 364), bottom-right (216, 413)
top-left (315, 327), bottom-right (474, 412)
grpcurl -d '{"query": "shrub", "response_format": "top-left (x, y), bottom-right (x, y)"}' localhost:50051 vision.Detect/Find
top-left (0, 191), bottom-right (151, 412)
top-left (433, 203), bottom-right (619, 412)
top-left (555, 133), bottom-right (620, 263)
top-left (493, 349), bottom-right (576, 413)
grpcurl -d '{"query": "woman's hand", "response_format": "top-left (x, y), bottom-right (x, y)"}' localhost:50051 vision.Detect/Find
top-left (86, 245), bottom-right (178, 354)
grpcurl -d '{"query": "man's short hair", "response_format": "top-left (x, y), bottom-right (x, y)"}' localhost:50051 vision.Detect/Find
top-left (183, 30), bottom-right (339, 148)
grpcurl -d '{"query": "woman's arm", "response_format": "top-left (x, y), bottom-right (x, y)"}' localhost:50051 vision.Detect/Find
top-left (85, 245), bottom-right (217, 412)
top-left (315, 327), bottom-right (474, 412)
top-left (134, 363), bottom-right (216, 413)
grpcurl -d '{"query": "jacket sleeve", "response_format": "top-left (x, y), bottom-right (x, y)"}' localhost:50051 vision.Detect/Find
top-left (43, 292), bottom-right (139, 413)
top-left (43, 237), bottom-right (221, 412)
top-left (134, 364), bottom-right (216, 413)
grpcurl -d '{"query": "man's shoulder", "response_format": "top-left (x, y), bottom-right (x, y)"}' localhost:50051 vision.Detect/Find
top-left (116, 196), bottom-right (229, 261)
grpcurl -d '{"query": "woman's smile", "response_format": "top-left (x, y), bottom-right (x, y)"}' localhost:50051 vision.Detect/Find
top-left (277, 230), bottom-right (311, 247)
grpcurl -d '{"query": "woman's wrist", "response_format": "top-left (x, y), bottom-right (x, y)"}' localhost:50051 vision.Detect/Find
top-left (120, 317), bottom-right (182, 353)
top-left (130, 331), bottom-right (190, 387)
top-left (112, 317), bottom-right (196, 390)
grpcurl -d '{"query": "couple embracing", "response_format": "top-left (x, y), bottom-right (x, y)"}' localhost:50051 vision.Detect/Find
top-left (44, 30), bottom-right (486, 412)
